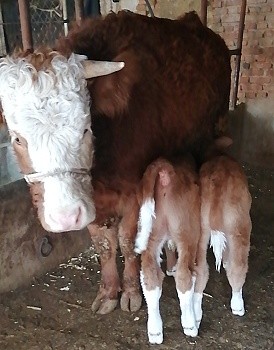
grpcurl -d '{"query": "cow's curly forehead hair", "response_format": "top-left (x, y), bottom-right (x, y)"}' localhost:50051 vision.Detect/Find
top-left (0, 48), bottom-right (92, 173)
top-left (12, 48), bottom-right (61, 70)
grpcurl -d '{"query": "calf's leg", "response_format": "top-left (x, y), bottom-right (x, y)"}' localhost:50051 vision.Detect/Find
top-left (175, 244), bottom-right (198, 337)
top-left (88, 223), bottom-right (120, 314)
top-left (225, 227), bottom-right (250, 316)
top-left (193, 231), bottom-right (210, 329)
top-left (141, 246), bottom-right (165, 344)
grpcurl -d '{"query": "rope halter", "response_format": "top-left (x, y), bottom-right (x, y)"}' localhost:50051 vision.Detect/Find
top-left (24, 168), bottom-right (91, 184)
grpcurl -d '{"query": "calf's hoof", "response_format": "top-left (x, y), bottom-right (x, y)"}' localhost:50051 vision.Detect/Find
top-left (92, 295), bottom-right (118, 314)
top-left (120, 291), bottom-right (142, 312)
top-left (183, 326), bottom-right (198, 337)
top-left (148, 331), bottom-right (163, 345)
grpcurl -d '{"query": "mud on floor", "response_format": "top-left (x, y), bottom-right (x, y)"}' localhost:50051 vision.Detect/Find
top-left (0, 163), bottom-right (273, 350)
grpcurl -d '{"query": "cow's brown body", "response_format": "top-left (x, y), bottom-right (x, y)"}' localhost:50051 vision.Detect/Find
top-left (0, 11), bottom-right (231, 314)
top-left (55, 11), bottom-right (231, 313)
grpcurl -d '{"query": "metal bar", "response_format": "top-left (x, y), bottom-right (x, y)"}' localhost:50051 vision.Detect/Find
top-left (74, 0), bottom-right (84, 25)
top-left (230, 0), bottom-right (247, 110)
top-left (145, 0), bottom-right (155, 17)
top-left (18, 0), bottom-right (33, 51)
top-left (200, 0), bottom-right (207, 26)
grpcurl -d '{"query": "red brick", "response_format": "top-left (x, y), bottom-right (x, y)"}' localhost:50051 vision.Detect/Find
top-left (245, 91), bottom-right (257, 99)
top-left (250, 76), bottom-right (271, 84)
top-left (247, 6), bottom-right (262, 13)
top-left (257, 22), bottom-right (268, 30)
top-left (256, 91), bottom-right (269, 98)
top-left (244, 21), bottom-right (258, 30)
top-left (262, 30), bottom-right (274, 37)
top-left (250, 68), bottom-right (265, 76)
top-left (221, 14), bottom-right (240, 23)
top-left (265, 13), bottom-right (274, 21)
top-left (222, 0), bottom-right (235, 6)
top-left (239, 76), bottom-right (250, 84)
top-left (212, 0), bottom-right (223, 8)
top-left (260, 5), bottom-right (272, 12)
top-left (248, 0), bottom-right (267, 3)
top-left (266, 21), bottom-right (274, 29)
top-left (227, 6), bottom-right (241, 14)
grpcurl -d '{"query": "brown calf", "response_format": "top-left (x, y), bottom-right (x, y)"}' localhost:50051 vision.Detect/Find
top-left (194, 139), bottom-right (252, 329)
top-left (135, 157), bottom-right (200, 344)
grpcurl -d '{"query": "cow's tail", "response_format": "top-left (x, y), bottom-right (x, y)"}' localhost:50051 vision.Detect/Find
top-left (134, 159), bottom-right (168, 254)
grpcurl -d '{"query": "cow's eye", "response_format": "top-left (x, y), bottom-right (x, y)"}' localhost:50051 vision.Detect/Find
top-left (83, 129), bottom-right (88, 135)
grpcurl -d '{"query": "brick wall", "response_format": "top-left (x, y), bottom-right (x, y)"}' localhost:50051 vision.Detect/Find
top-left (101, 0), bottom-right (273, 104)
top-left (139, 0), bottom-right (274, 104)
top-left (207, 0), bottom-right (274, 103)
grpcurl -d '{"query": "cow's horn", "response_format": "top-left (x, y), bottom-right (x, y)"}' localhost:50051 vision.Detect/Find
top-left (83, 60), bottom-right (125, 78)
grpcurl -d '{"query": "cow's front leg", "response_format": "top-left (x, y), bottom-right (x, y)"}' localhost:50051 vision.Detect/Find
top-left (88, 223), bottom-right (120, 314)
top-left (118, 200), bottom-right (142, 312)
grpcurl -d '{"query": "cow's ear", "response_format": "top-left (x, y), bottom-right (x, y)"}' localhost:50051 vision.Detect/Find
top-left (90, 49), bottom-right (152, 118)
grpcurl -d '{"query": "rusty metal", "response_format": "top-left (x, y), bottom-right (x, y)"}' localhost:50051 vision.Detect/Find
top-left (18, 0), bottom-right (33, 51)
top-left (200, 0), bottom-right (207, 26)
top-left (230, 0), bottom-right (247, 110)
top-left (74, 0), bottom-right (84, 25)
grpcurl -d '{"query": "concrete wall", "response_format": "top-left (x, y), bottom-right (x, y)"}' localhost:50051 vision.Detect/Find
top-left (0, 180), bottom-right (91, 293)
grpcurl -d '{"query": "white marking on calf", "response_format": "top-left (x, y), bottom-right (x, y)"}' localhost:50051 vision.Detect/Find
top-left (177, 276), bottom-right (198, 337)
top-left (231, 288), bottom-right (245, 316)
top-left (210, 230), bottom-right (227, 272)
top-left (134, 198), bottom-right (156, 254)
top-left (193, 292), bottom-right (203, 329)
top-left (140, 271), bottom-right (163, 344)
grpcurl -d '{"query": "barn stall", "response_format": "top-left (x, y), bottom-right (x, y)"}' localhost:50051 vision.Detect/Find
top-left (0, 0), bottom-right (273, 349)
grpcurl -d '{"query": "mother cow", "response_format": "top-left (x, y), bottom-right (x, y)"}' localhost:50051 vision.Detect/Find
top-left (0, 11), bottom-right (231, 314)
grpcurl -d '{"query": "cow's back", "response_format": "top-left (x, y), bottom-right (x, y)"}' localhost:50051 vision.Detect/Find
top-left (56, 11), bottom-right (231, 184)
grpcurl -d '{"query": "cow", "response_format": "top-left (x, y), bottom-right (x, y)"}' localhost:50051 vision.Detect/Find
top-left (0, 11), bottom-right (231, 314)
top-left (134, 156), bottom-right (200, 344)
top-left (194, 137), bottom-right (252, 328)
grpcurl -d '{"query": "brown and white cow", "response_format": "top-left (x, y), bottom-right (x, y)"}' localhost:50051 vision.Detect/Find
top-left (194, 137), bottom-right (252, 328)
top-left (0, 11), bottom-right (231, 313)
top-left (135, 156), bottom-right (200, 344)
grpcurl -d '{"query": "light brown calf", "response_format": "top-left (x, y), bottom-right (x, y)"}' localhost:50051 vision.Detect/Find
top-left (194, 142), bottom-right (252, 329)
top-left (134, 156), bottom-right (200, 344)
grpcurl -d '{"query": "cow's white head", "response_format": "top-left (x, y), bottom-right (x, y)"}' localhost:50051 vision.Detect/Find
top-left (0, 50), bottom-right (124, 232)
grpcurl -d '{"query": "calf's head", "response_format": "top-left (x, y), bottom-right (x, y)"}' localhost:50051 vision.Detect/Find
top-left (0, 50), bottom-right (124, 232)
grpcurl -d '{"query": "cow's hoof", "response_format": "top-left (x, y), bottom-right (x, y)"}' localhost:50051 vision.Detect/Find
top-left (120, 291), bottom-right (142, 312)
top-left (92, 296), bottom-right (118, 314)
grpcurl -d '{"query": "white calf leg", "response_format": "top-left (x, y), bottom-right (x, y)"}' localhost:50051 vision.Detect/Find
top-left (193, 292), bottom-right (203, 329)
top-left (177, 276), bottom-right (198, 337)
top-left (231, 288), bottom-right (245, 316)
top-left (140, 271), bottom-right (163, 344)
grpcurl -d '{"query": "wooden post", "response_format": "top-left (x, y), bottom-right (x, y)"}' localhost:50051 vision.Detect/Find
top-left (75, 0), bottom-right (84, 25)
top-left (18, 0), bottom-right (33, 51)
top-left (230, 0), bottom-right (247, 110)
top-left (201, 0), bottom-right (207, 26)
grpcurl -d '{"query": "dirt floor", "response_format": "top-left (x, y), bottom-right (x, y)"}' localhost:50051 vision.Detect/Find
top-left (0, 162), bottom-right (273, 350)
